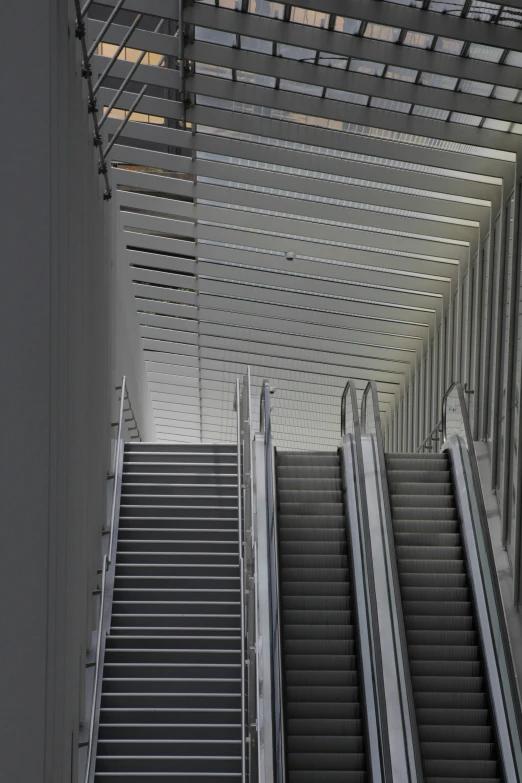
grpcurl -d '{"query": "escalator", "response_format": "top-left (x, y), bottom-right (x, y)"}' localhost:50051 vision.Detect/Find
top-left (275, 450), bottom-right (368, 783)
top-left (385, 451), bottom-right (502, 781)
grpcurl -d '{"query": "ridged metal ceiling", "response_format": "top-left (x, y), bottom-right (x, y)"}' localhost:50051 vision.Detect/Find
top-left (88, 0), bottom-right (520, 448)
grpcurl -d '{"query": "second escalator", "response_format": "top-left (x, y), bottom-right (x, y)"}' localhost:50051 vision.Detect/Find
top-left (275, 450), bottom-right (368, 783)
top-left (386, 451), bottom-right (503, 782)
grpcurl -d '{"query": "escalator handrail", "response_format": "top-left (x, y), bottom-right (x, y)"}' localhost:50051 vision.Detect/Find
top-left (341, 380), bottom-right (391, 783)
top-left (260, 380), bottom-right (286, 783)
top-left (361, 381), bottom-right (424, 783)
top-left (442, 382), bottom-right (522, 778)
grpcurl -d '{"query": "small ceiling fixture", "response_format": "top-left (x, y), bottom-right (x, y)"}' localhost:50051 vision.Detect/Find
top-left (285, 250), bottom-right (296, 261)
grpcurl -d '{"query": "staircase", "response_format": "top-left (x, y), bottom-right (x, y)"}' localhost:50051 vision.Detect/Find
top-left (386, 451), bottom-right (502, 782)
top-left (276, 450), bottom-right (368, 783)
top-left (94, 443), bottom-right (243, 781)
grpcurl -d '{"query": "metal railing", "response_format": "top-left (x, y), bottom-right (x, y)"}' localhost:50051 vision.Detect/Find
top-left (235, 379), bottom-right (247, 783)
top-left (236, 369), bottom-right (259, 783)
top-left (442, 382), bottom-right (522, 780)
top-left (72, 0), bottom-right (177, 197)
top-left (340, 381), bottom-right (389, 783)
top-left (416, 420), bottom-right (442, 453)
top-left (83, 376), bottom-right (127, 783)
top-left (360, 381), bottom-right (424, 783)
top-left (260, 380), bottom-right (286, 783)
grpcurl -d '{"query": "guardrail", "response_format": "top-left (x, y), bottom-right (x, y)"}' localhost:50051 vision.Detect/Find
top-left (442, 382), bottom-right (522, 780)
top-left (83, 376), bottom-right (127, 782)
top-left (260, 380), bottom-right (286, 783)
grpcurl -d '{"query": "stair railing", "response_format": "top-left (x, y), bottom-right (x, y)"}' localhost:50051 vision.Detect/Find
top-left (360, 382), bottom-right (423, 783)
top-left (82, 376), bottom-right (127, 783)
top-left (442, 382), bottom-right (522, 780)
top-left (260, 380), bottom-right (286, 783)
top-left (236, 369), bottom-right (260, 783)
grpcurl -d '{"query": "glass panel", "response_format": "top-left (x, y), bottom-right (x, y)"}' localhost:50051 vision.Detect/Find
top-left (504, 50), bottom-right (522, 67)
top-left (404, 30), bottom-right (434, 48)
top-left (334, 17), bottom-right (362, 34)
top-left (248, 0), bottom-right (285, 17)
top-left (459, 79), bottom-right (494, 97)
top-left (280, 79), bottom-right (323, 97)
top-left (277, 43), bottom-right (316, 61)
top-left (290, 7), bottom-right (329, 28)
top-left (319, 52), bottom-right (349, 69)
top-left (468, 42), bottom-right (504, 62)
top-left (385, 65), bottom-right (417, 82)
top-left (493, 85), bottom-right (519, 102)
top-left (219, 0), bottom-right (241, 7)
top-left (326, 88), bottom-right (368, 105)
top-left (195, 62), bottom-right (233, 79)
top-left (240, 35), bottom-right (273, 54)
top-left (429, 0), bottom-right (466, 13)
top-left (434, 37), bottom-right (465, 56)
top-left (363, 22), bottom-right (401, 42)
top-left (236, 70), bottom-right (276, 87)
top-left (482, 118), bottom-right (511, 131)
top-left (499, 6), bottom-right (522, 27)
top-left (413, 104), bottom-right (450, 121)
top-left (467, 1), bottom-right (502, 21)
top-left (349, 59), bottom-right (385, 77)
top-left (371, 96), bottom-right (411, 113)
top-left (450, 111), bottom-right (483, 126)
top-left (419, 72), bottom-right (459, 90)
top-left (195, 26), bottom-right (236, 45)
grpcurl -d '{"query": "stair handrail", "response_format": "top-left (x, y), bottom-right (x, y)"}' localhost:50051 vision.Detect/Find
top-left (83, 376), bottom-right (126, 783)
top-left (260, 380), bottom-right (286, 783)
top-left (442, 382), bottom-right (522, 779)
top-left (340, 380), bottom-right (390, 782)
top-left (236, 378), bottom-right (247, 783)
top-left (361, 381), bottom-right (424, 783)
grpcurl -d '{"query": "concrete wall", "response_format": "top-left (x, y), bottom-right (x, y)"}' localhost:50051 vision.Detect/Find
top-left (0, 2), bottom-right (124, 780)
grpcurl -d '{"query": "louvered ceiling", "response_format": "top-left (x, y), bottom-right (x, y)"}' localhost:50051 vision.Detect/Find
top-left (88, 0), bottom-right (520, 448)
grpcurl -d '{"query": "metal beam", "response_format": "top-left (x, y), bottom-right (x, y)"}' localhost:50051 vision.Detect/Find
top-left (185, 5), bottom-right (522, 94)
top-left (189, 73), bottom-right (521, 153)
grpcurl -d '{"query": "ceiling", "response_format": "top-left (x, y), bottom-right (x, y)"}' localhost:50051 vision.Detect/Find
top-left (89, 0), bottom-right (520, 448)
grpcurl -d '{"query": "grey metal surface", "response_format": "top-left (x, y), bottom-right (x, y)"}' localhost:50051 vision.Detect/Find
top-left (360, 384), bottom-right (423, 783)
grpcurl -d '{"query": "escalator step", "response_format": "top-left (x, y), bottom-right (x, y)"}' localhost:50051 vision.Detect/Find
top-left (278, 478), bottom-right (343, 493)
top-left (280, 528), bottom-right (345, 542)
top-left (281, 581), bottom-right (349, 597)
top-left (286, 670), bottom-right (359, 687)
top-left (283, 595), bottom-right (350, 611)
top-left (287, 718), bottom-right (363, 736)
top-left (279, 541), bottom-right (347, 556)
top-left (278, 515), bottom-right (345, 528)
top-left (285, 654), bottom-right (357, 671)
top-left (412, 675), bottom-right (484, 693)
top-left (288, 772), bottom-right (367, 783)
top-left (284, 639), bottom-right (356, 655)
top-left (288, 736), bottom-right (365, 753)
top-left (287, 752), bottom-right (366, 771)
top-left (421, 741), bottom-right (497, 760)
